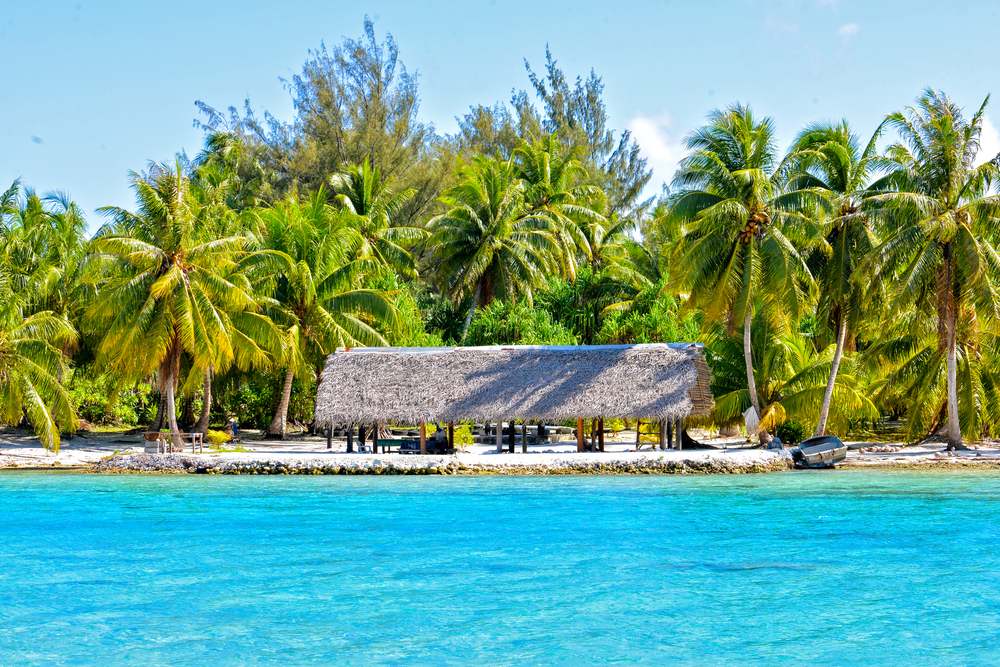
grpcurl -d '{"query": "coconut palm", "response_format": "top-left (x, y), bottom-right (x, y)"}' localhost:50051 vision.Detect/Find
top-left (88, 161), bottom-right (258, 447)
top-left (428, 155), bottom-right (562, 339)
top-left (707, 315), bottom-right (877, 439)
top-left (867, 89), bottom-right (1000, 449)
top-left (669, 104), bottom-right (817, 444)
top-left (329, 158), bottom-right (423, 277)
top-left (0, 288), bottom-right (77, 451)
top-left (512, 134), bottom-right (604, 279)
top-left (255, 189), bottom-right (400, 438)
top-left (787, 120), bottom-right (884, 436)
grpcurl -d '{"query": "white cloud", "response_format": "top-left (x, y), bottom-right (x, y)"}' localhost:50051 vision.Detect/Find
top-left (838, 22), bottom-right (860, 39)
top-left (977, 115), bottom-right (1000, 166)
top-left (627, 111), bottom-right (688, 193)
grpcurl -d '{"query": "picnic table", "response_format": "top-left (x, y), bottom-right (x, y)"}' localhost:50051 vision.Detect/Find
top-left (376, 438), bottom-right (453, 455)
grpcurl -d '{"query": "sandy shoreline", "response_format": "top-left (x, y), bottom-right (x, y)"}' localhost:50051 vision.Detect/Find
top-left (3, 427), bottom-right (1000, 474)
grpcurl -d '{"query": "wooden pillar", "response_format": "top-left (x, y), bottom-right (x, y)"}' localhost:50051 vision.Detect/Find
top-left (659, 419), bottom-right (666, 450)
top-left (358, 424), bottom-right (366, 453)
top-left (598, 418), bottom-right (605, 452)
top-left (521, 421), bottom-right (528, 453)
top-left (448, 421), bottom-right (454, 452)
top-left (577, 418), bottom-right (585, 452)
top-left (496, 421), bottom-right (503, 453)
top-left (635, 419), bottom-right (642, 449)
top-left (347, 425), bottom-right (354, 453)
top-left (667, 420), bottom-right (673, 449)
top-left (326, 424), bottom-right (333, 450)
top-left (508, 421), bottom-right (515, 453)
top-left (420, 421), bottom-right (427, 455)
top-left (677, 419), bottom-right (683, 451)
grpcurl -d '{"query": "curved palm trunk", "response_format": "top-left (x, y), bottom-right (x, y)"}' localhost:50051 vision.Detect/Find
top-left (460, 283), bottom-right (482, 343)
top-left (194, 367), bottom-right (212, 434)
top-left (743, 309), bottom-right (770, 446)
top-left (814, 315), bottom-right (847, 437)
top-left (265, 368), bottom-right (295, 439)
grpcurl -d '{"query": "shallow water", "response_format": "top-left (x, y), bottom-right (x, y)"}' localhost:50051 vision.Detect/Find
top-left (1, 470), bottom-right (998, 666)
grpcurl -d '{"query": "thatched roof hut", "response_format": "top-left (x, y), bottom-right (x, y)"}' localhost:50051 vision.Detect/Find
top-left (314, 344), bottom-right (713, 426)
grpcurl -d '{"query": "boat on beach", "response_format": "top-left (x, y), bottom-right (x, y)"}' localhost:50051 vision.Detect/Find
top-left (792, 435), bottom-right (848, 469)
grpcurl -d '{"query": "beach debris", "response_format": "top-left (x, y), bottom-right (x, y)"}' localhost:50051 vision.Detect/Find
top-left (860, 445), bottom-right (902, 453)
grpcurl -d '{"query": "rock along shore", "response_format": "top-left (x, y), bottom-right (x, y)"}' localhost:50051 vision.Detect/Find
top-left (90, 450), bottom-right (793, 476)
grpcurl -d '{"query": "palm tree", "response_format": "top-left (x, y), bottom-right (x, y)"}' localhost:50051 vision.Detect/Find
top-left (669, 104), bottom-right (816, 444)
top-left (428, 156), bottom-right (562, 340)
top-left (706, 315), bottom-right (877, 439)
top-left (88, 161), bottom-right (257, 448)
top-left (254, 189), bottom-right (400, 439)
top-left (787, 120), bottom-right (883, 436)
top-left (868, 90), bottom-right (1000, 449)
top-left (0, 287), bottom-right (77, 451)
top-left (512, 134), bottom-right (604, 280)
top-left (329, 158), bottom-right (423, 277)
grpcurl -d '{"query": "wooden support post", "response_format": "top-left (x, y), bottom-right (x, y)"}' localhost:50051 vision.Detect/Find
top-left (577, 418), bottom-right (585, 452)
top-left (598, 418), bottom-right (605, 452)
top-left (496, 421), bottom-right (503, 453)
top-left (677, 419), bottom-right (683, 451)
top-left (508, 421), bottom-right (515, 453)
top-left (521, 421), bottom-right (528, 453)
top-left (659, 419), bottom-right (666, 450)
top-left (358, 424), bottom-right (366, 453)
top-left (420, 421), bottom-right (427, 455)
top-left (448, 421), bottom-right (454, 453)
top-left (347, 425), bottom-right (354, 453)
top-left (326, 424), bottom-right (333, 450)
top-left (635, 419), bottom-right (642, 449)
top-left (667, 420), bottom-right (673, 449)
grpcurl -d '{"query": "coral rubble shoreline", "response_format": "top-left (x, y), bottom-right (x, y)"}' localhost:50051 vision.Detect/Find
top-left (89, 451), bottom-right (793, 476)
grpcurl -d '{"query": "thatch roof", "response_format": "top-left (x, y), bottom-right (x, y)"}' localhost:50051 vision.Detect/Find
top-left (314, 344), bottom-right (713, 426)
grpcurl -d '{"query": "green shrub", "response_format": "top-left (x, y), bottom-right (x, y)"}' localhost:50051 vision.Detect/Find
top-left (775, 420), bottom-right (809, 445)
top-left (66, 371), bottom-right (154, 426)
top-left (464, 300), bottom-right (578, 346)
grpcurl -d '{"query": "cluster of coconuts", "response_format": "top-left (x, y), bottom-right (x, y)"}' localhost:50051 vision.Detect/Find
top-left (739, 212), bottom-right (770, 243)
top-left (860, 445), bottom-right (902, 453)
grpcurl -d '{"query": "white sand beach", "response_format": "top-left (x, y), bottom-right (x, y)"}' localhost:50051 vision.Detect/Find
top-left (4, 427), bottom-right (1000, 473)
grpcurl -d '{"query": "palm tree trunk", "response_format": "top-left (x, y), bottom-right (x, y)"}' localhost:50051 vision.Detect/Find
top-left (939, 245), bottom-right (965, 450)
top-left (743, 309), bottom-right (770, 447)
top-left (194, 367), bottom-right (212, 434)
top-left (165, 372), bottom-right (182, 450)
top-left (151, 392), bottom-right (165, 430)
top-left (265, 368), bottom-right (295, 439)
top-left (460, 283), bottom-right (481, 343)
top-left (814, 315), bottom-right (847, 437)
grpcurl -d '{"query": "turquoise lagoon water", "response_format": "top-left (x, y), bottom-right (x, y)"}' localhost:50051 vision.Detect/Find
top-left (1, 471), bottom-right (999, 666)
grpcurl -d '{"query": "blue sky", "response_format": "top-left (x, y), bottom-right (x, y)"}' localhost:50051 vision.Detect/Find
top-left (3, 0), bottom-right (999, 228)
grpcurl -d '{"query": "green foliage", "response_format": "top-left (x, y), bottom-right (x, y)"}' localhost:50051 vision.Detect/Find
top-left (453, 422), bottom-right (474, 450)
top-left (206, 429), bottom-right (232, 445)
top-left (464, 300), bottom-right (578, 346)
top-left (775, 420), bottom-right (808, 445)
top-left (596, 282), bottom-right (701, 344)
top-left (66, 372), bottom-right (153, 426)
